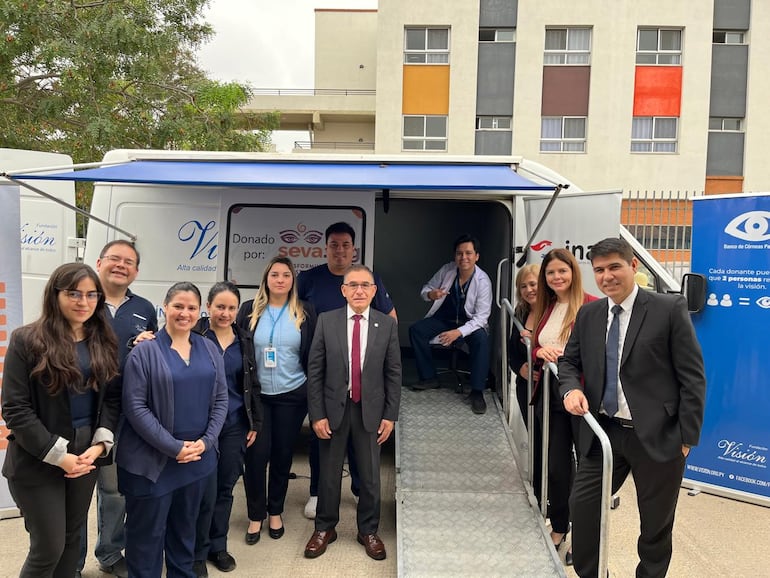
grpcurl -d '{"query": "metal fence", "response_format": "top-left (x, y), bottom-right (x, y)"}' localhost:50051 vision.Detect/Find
top-left (621, 189), bottom-right (700, 282)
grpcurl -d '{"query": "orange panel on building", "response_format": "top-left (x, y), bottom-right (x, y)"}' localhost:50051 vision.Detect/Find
top-left (705, 176), bottom-right (744, 195)
top-left (402, 65), bottom-right (450, 115)
top-left (633, 66), bottom-right (682, 117)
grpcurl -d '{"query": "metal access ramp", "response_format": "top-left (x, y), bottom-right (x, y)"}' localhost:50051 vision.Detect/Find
top-left (395, 388), bottom-right (565, 577)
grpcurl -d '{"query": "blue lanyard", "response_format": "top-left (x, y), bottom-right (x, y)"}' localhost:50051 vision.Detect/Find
top-left (267, 302), bottom-right (288, 347)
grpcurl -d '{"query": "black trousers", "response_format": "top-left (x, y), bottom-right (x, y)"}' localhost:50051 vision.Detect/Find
top-left (316, 398), bottom-right (381, 535)
top-left (9, 469), bottom-right (97, 578)
top-left (243, 384), bottom-right (307, 521)
top-left (536, 403), bottom-right (577, 534)
top-left (570, 418), bottom-right (685, 578)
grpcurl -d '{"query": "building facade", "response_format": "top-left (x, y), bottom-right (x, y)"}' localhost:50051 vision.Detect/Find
top-left (246, 0), bottom-right (767, 194)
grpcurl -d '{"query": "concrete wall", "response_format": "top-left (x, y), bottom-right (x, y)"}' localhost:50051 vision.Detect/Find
top-left (315, 10), bottom-right (378, 90)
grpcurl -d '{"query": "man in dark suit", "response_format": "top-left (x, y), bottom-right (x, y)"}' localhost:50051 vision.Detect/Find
top-left (303, 264), bottom-right (401, 561)
top-left (559, 237), bottom-right (706, 578)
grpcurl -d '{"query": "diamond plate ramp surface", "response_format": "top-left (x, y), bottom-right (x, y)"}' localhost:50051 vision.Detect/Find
top-left (396, 388), bottom-right (563, 577)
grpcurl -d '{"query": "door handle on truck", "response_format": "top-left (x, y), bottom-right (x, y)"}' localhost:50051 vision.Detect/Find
top-left (495, 258), bottom-right (508, 308)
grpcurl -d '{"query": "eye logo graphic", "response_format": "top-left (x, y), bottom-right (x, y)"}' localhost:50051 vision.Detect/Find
top-left (724, 211), bottom-right (770, 242)
top-left (279, 223), bottom-right (323, 244)
top-left (757, 296), bottom-right (770, 309)
top-left (531, 240), bottom-right (552, 251)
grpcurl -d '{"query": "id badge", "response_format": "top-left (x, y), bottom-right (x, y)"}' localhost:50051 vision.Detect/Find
top-left (263, 347), bottom-right (277, 368)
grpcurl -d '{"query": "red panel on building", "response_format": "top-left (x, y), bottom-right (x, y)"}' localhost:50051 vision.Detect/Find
top-left (633, 66), bottom-right (682, 116)
top-left (541, 66), bottom-right (590, 116)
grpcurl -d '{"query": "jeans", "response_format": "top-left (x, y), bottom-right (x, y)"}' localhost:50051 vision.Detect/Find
top-left (409, 317), bottom-right (490, 391)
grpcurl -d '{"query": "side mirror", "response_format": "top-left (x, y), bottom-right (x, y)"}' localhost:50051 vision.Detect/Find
top-left (681, 273), bottom-right (707, 313)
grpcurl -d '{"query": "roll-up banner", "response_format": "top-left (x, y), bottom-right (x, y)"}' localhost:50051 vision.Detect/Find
top-left (0, 183), bottom-right (23, 517)
top-left (684, 193), bottom-right (770, 506)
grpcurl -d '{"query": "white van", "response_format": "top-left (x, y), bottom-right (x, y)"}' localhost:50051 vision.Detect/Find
top-left (1, 149), bottom-right (79, 323)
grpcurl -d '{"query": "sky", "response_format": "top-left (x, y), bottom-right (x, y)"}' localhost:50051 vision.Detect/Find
top-left (196, 0), bottom-right (378, 151)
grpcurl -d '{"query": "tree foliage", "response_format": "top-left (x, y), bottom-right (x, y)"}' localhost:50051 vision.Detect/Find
top-left (0, 0), bottom-right (278, 164)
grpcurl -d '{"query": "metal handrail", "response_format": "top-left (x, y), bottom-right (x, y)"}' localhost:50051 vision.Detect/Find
top-left (500, 299), bottom-right (534, 486)
top-left (545, 362), bottom-right (612, 578)
top-left (251, 88), bottom-right (376, 96)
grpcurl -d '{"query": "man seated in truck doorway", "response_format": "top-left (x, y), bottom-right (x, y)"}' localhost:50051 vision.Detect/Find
top-left (297, 221), bottom-right (398, 520)
top-left (409, 234), bottom-right (492, 415)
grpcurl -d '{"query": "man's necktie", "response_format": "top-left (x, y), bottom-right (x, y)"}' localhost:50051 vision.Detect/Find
top-left (351, 314), bottom-right (362, 403)
top-left (602, 304), bottom-right (623, 417)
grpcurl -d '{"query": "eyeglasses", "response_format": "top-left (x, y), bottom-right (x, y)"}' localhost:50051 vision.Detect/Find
top-left (60, 290), bottom-right (102, 302)
top-left (343, 282), bottom-right (374, 290)
top-left (101, 254), bottom-right (137, 267)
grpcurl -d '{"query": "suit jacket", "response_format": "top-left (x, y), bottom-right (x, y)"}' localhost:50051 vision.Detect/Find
top-left (2, 327), bottom-right (121, 483)
top-left (307, 307), bottom-right (401, 433)
top-left (558, 290), bottom-right (706, 463)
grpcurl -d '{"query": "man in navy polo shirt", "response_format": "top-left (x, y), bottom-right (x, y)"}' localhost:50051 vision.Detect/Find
top-left (297, 222), bottom-right (397, 520)
top-left (77, 240), bottom-right (157, 578)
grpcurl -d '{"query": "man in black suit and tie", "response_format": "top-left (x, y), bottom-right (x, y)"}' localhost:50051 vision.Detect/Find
top-left (559, 237), bottom-right (706, 578)
top-left (303, 264), bottom-right (401, 561)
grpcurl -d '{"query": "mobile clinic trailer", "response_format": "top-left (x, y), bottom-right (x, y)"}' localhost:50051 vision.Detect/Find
top-left (4, 148), bottom-right (682, 399)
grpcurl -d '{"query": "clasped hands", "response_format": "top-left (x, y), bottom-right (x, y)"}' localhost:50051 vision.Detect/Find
top-left (60, 443), bottom-right (106, 478)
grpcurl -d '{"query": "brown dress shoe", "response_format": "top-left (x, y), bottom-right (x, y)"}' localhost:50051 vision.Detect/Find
top-left (304, 529), bottom-right (337, 558)
top-left (357, 533), bottom-right (386, 560)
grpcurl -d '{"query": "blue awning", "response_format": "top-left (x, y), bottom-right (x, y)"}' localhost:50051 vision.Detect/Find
top-left (9, 159), bottom-right (552, 191)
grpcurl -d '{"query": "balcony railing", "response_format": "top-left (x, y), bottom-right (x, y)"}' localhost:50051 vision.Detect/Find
top-left (252, 88), bottom-right (376, 96)
top-left (294, 141), bottom-right (375, 151)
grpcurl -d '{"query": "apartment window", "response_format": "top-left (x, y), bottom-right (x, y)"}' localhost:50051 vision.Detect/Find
top-left (479, 28), bottom-right (515, 42)
top-left (636, 28), bottom-right (682, 65)
top-left (709, 117), bottom-right (743, 132)
top-left (544, 27), bottom-right (591, 65)
top-left (476, 116), bottom-right (512, 130)
top-left (713, 31), bottom-right (745, 44)
top-left (540, 117), bottom-right (586, 152)
top-left (403, 115), bottom-right (447, 151)
top-left (405, 27), bottom-right (450, 64)
top-left (631, 117), bottom-right (678, 152)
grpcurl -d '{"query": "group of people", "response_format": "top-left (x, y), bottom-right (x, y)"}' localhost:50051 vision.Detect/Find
top-left (2, 225), bottom-right (705, 578)
top-left (509, 238), bottom-right (706, 578)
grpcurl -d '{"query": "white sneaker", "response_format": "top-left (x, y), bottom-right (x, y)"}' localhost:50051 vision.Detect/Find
top-left (304, 495), bottom-right (318, 519)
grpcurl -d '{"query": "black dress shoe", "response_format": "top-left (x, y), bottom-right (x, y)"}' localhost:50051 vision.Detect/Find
top-left (470, 391), bottom-right (487, 414)
top-left (208, 550), bottom-right (236, 572)
top-left (411, 378), bottom-right (440, 391)
top-left (245, 523), bottom-right (261, 545)
top-left (565, 549), bottom-right (574, 566)
top-left (268, 515), bottom-right (285, 539)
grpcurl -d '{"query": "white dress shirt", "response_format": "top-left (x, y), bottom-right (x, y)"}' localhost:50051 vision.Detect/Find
top-left (602, 284), bottom-right (639, 420)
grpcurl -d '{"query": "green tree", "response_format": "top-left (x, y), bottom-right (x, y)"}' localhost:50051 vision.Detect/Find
top-left (1, 0), bottom-right (278, 216)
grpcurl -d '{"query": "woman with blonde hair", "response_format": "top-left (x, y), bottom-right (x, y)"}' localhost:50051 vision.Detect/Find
top-left (238, 256), bottom-right (316, 544)
top-left (530, 248), bottom-right (597, 565)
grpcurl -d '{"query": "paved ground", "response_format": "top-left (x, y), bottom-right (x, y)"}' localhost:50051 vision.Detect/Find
top-left (1, 420), bottom-right (769, 577)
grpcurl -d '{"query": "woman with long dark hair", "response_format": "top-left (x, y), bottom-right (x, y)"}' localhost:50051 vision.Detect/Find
top-left (2, 263), bottom-right (120, 577)
top-left (192, 281), bottom-right (262, 575)
top-left (117, 282), bottom-right (228, 577)
top-left (238, 256), bottom-right (316, 544)
top-left (530, 248), bottom-right (596, 566)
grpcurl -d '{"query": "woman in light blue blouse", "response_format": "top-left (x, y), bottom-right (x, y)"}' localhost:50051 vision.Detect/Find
top-left (237, 257), bottom-right (316, 544)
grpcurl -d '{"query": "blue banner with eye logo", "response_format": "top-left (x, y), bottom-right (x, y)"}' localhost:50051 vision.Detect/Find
top-left (684, 193), bottom-right (770, 505)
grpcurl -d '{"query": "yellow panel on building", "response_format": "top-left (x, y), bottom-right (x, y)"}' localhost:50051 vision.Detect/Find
top-left (402, 65), bottom-right (450, 115)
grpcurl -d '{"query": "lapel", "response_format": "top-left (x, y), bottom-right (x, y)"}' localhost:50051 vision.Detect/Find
top-left (362, 311), bottom-right (380, 372)
top-left (592, 298), bottom-right (610, 379)
top-left (333, 308), bottom-right (349, 372)
top-left (621, 289), bottom-right (648, 366)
